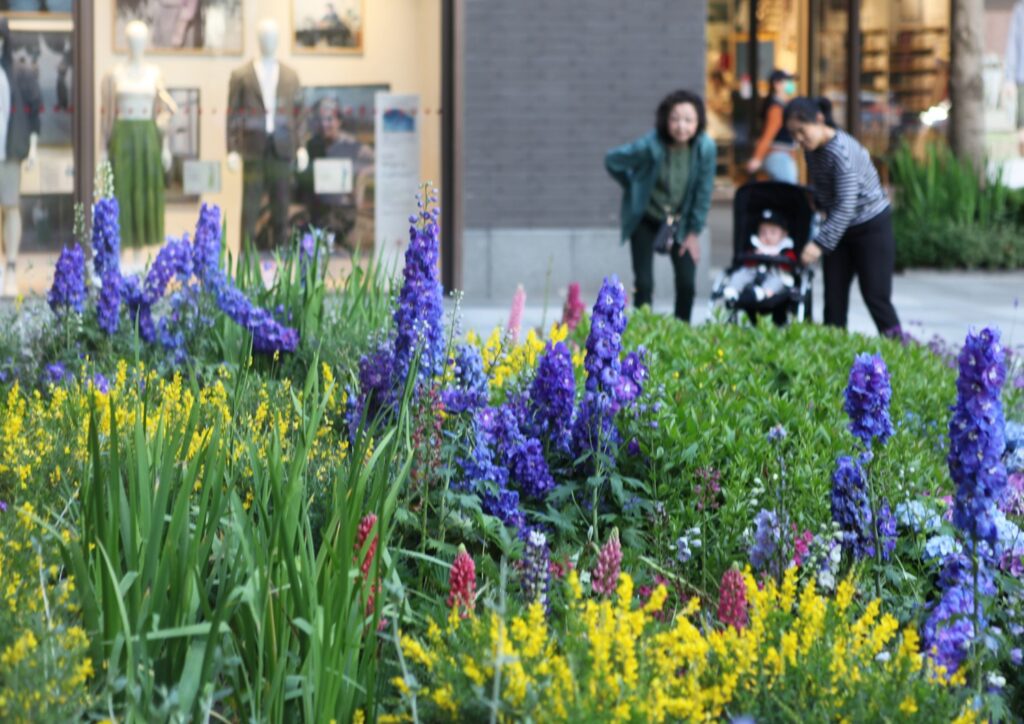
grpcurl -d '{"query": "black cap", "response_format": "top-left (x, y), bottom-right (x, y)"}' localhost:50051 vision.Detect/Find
top-left (759, 207), bottom-right (789, 231)
top-left (769, 69), bottom-right (796, 84)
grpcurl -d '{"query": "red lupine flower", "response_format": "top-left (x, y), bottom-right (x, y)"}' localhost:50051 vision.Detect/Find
top-left (561, 282), bottom-right (585, 331)
top-left (355, 513), bottom-right (379, 576)
top-left (591, 529), bottom-right (622, 597)
top-left (717, 567), bottom-right (748, 631)
top-left (448, 545), bottom-right (477, 617)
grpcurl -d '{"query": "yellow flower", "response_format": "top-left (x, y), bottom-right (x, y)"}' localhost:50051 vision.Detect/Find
top-left (899, 695), bottom-right (918, 714)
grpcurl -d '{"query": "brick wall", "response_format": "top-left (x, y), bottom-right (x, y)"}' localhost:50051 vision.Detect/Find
top-left (462, 0), bottom-right (708, 230)
top-left (459, 0), bottom-right (708, 301)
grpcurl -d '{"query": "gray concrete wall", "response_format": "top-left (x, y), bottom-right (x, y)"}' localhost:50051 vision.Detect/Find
top-left (460, 0), bottom-right (708, 303)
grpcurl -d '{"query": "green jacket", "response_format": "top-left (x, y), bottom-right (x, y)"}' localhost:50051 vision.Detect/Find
top-left (605, 130), bottom-right (717, 244)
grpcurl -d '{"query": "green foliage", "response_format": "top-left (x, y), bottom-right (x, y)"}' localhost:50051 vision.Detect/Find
top-left (889, 141), bottom-right (1024, 269)
top-left (622, 311), bottom-right (955, 598)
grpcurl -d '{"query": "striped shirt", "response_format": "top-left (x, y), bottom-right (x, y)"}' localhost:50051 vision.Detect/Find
top-left (805, 129), bottom-right (889, 251)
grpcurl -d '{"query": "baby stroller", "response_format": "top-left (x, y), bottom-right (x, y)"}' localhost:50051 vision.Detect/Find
top-left (709, 181), bottom-right (816, 324)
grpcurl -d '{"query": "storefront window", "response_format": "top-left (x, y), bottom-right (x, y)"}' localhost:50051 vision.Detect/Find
top-left (859, 0), bottom-right (950, 161)
top-left (809, 0), bottom-right (849, 130)
top-left (706, 0), bottom-right (802, 183)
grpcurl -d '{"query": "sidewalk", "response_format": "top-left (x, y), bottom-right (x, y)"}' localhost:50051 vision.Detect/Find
top-left (454, 268), bottom-right (1024, 347)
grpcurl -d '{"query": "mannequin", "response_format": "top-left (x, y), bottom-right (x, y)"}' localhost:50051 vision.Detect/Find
top-left (102, 20), bottom-right (178, 249)
top-left (227, 18), bottom-right (308, 249)
top-left (0, 19), bottom-right (41, 297)
top-left (1006, 0), bottom-right (1024, 155)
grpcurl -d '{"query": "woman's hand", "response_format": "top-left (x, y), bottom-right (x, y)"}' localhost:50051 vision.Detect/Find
top-left (800, 241), bottom-right (823, 266)
top-left (745, 157), bottom-right (762, 175)
top-left (678, 232), bottom-right (701, 263)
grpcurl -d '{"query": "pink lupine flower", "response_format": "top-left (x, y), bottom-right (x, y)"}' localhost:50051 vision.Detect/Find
top-left (792, 529), bottom-right (814, 567)
top-left (717, 568), bottom-right (748, 631)
top-left (507, 284), bottom-right (526, 343)
top-left (355, 513), bottom-right (380, 616)
top-left (591, 529), bottom-right (622, 597)
top-left (448, 545), bottom-right (477, 617)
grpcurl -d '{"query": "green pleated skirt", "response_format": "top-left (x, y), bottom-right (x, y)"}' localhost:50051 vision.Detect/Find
top-left (109, 119), bottom-right (165, 248)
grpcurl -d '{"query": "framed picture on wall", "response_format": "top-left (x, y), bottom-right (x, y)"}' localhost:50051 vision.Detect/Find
top-left (292, 0), bottom-right (363, 54)
top-left (284, 84), bottom-right (386, 254)
top-left (9, 18), bottom-right (73, 147)
top-left (0, 1), bottom-right (74, 16)
top-left (114, 0), bottom-right (243, 54)
top-left (163, 87), bottom-right (200, 201)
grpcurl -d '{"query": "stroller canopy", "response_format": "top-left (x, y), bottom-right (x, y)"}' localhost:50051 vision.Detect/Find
top-left (732, 182), bottom-right (816, 260)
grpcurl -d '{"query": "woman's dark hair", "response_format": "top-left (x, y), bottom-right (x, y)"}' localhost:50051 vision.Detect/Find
top-left (784, 96), bottom-right (836, 128)
top-left (655, 89), bottom-right (707, 145)
top-left (0, 19), bottom-right (12, 77)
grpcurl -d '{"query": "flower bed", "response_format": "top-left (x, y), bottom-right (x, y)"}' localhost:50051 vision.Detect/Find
top-left (0, 188), bottom-right (1021, 721)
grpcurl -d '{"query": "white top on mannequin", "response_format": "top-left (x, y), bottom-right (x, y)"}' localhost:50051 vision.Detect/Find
top-left (0, 35), bottom-right (38, 169)
top-left (103, 20), bottom-right (179, 171)
top-left (227, 19), bottom-right (308, 173)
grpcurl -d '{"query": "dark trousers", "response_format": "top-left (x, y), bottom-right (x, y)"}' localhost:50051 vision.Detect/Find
top-left (822, 208), bottom-right (901, 334)
top-left (241, 140), bottom-right (292, 249)
top-left (630, 216), bottom-right (696, 322)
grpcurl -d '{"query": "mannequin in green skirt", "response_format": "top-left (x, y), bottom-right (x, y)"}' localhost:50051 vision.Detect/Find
top-left (102, 20), bottom-right (178, 251)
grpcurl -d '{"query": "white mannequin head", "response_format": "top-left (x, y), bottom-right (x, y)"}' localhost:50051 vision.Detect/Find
top-left (257, 19), bottom-right (279, 60)
top-left (125, 20), bottom-right (149, 62)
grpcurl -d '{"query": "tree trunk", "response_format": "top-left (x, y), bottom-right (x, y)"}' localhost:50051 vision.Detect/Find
top-left (950, 0), bottom-right (986, 173)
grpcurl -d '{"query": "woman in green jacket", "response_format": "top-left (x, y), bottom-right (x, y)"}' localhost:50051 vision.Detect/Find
top-left (605, 89), bottom-right (717, 322)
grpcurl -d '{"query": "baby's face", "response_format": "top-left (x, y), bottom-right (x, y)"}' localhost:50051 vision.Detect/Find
top-left (758, 221), bottom-right (786, 248)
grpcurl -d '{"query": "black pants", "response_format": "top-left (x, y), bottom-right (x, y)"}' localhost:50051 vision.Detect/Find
top-left (242, 140), bottom-right (292, 250)
top-left (630, 215), bottom-right (696, 322)
top-left (822, 208), bottom-right (900, 334)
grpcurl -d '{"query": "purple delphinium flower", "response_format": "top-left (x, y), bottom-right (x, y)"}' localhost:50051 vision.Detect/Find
top-left (844, 353), bottom-right (894, 449)
top-left (1002, 472), bottom-right (1024, 516)
top-left (42, 362), bottom-right (69, 386)
top-left (876, 497), bottom-right (897, 561)
top-left (494, 402), bottom-right (555, 500)
top-left (582, 275), bottom-right (628, 397)
top-left (121, 274), bottom-right (156, 343)
top-left (520, 529), bottom-right (551, 609)
top-left (749, 508), bottom-right (781, 572)
top-left (767, 424), bottom-right (787, 442)
top-left (949, 327), bottom-right (1007, 546)
top-left (91, 372), bottom-right (110, 394)
top-left (143, 236), bottom-right (193, 305)
top-left (393, 195), bottom-right (445, 387)
top-left (572, 275), bottom-right (629, 459)
top-left (831, 454), bottom-right (875, 559)
top-left (441, 343), bottom-right (489, 414)
top-left (922, 553), bottom-right (997, 675)
top-left (348, 339), bottom-right (398, 436)
top-left (616, 346), bottom-right (648, 408)
top-left (91, 196), bottom-right (121, 279)
top-left (462, 406), bottom-right (526, 534)
top-left (48, 244), bottom-right (87, 316)
top-left (528, 341), bottom-right (576, 453)
top-left (96, 268), bottom-right (122, 335)
top-left (192, 203), bottom-right (222, 284)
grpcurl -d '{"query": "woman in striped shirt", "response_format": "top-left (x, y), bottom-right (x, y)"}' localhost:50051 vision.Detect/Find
top-left (784, 97), bottom-right (901, 335)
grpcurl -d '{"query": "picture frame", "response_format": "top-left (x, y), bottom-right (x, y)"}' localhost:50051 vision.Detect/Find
top-left (0, 0), bottom-right (73, 17)
top-left (292, 0), bottom-right (363, 55)
top-left (163, 88), bottom-right (201, 201)
top-left (113, 0), bottom-right (243, 55)
top-left (9, 17), bottom-right (73, 147)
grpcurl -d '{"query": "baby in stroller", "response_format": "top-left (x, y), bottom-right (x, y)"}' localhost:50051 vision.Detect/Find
top-left (721, 208), bottom-right (798, 309)
top-left (710, 181), bottom-right (815, 324)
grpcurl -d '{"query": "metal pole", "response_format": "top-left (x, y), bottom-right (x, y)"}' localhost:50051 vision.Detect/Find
top-left (73, 0), bottom-right (95, 209)
top-left (441, 0), bottom-right (464, 293)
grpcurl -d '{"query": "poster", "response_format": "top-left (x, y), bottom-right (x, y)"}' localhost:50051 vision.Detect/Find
top-left (374, 92), bottom-right (419, 271)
